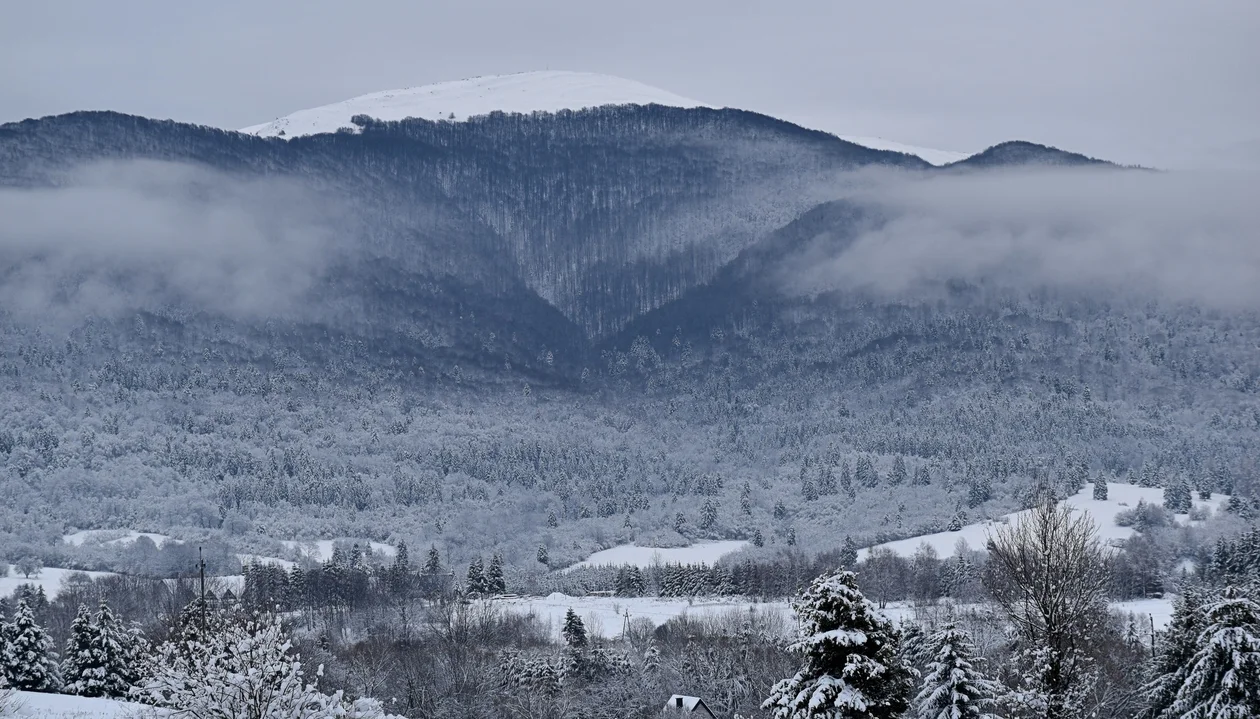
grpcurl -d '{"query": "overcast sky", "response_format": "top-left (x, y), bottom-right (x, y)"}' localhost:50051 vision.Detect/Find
top-left (2, 1), bottom-right (1256, 169)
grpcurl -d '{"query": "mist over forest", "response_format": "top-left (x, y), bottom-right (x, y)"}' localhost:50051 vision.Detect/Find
top-left (0, 105), bottom-right (1258, 719)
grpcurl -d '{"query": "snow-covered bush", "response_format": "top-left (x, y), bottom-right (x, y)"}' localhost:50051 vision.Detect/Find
top-left (143, 615), bottom-right (398, 719)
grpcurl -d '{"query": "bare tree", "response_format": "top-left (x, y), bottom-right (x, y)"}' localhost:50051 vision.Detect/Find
top-left (984, 498), bottom-right (1109, 719)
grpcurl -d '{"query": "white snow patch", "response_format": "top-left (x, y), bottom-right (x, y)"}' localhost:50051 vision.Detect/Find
top-left (277, 539), bottom-right (396, 562)
top-left (62, 530), bottom-right (175, 548)
top-left (492, 593), bottom-right (790, 640)
top-left (7, 689), bottom-right (164, 717)
top-left (1, 565), bottom-right (116, 600)
top-left (236, 553), bottom-right (296, 569)
top-left (241, 71), bottom-right (711, 139)
top-left (858, 483), bottom-right (1227, 561)
top-left (238, 70), bottom-right (964, 166)
top-left (834, 135), bottom-right (970, 166)
top-left (568, 540), bottom-right (750, 571)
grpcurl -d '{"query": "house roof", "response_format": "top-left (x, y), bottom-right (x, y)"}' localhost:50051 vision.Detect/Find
top-left (664, 695), bottom-right (709, 713)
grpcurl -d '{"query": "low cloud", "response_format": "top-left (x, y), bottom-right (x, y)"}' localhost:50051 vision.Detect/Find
top-left (0, 160), bottom-right (340, 322)
top-left (785, 167), bottom-right (1260, 309)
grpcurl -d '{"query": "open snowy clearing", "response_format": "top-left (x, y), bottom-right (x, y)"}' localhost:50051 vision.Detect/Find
top-left (857, 483), bottom-right (1227, 561)
top-left (1, 565), bottom-right (116, 600)
top-left (62, 530), bottom-right (174, 548)
top-left (277, 539), bottom-right (397, 562)
top-left (568, 540), bottom-right (750, 571)
top-left (492, 593), bottom-right (1178, 640)
top-left (4, 690), bottom-right (163, 718)
top-left (239, 70), bottom-right (968, 166)
top-left (241, 71), bottom-right (710, 138)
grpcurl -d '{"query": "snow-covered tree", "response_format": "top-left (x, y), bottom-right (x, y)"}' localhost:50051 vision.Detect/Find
top-left (1140, 587), bottom-right (1209, 718)
top-left (423, 545), bottom-right (442, 575)
top-left (1164, 476), bottom-right (1192, 514)
top-left (2, 599), bottom-right (60, 692)
top-left (1093, 474), bottom-right (1108, 501)
top-left (562, 609), bottom-right (587, 650)
top-left (144, 615), bottom-right (396, 718)
top-left (466, 556), bottom-right (486, 595)
top-left (762, 570), bottom-right (913, 719)
top-left (486, 553), bottom-right (506, 595)
top-left (913, 624), bottom-right (1001, 719)
top-left (1161, 587), bottom-right (1260, 719)
top-left (62, 605), bottom-right (96, 695)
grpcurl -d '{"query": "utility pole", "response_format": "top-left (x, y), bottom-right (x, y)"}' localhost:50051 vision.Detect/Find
top-left (199, 546), bottom-right (207, 633)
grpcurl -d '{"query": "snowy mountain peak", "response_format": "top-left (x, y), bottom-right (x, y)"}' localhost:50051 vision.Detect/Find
top-left (239, 70), bottom-right (713, 138)
top-left (239, 69), bottom-right (969, 165)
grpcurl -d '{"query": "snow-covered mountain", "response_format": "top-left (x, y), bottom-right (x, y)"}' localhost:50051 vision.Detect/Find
top-left (239, 70), bottom-right (967, 165)
top-left (240, 70), bottom-right (711, 138)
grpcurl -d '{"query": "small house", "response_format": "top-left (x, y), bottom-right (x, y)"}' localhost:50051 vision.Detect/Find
top-left (662, 695), bottom-right (717, 719)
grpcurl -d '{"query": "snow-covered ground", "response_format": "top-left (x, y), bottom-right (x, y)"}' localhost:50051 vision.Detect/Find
top-left (1, 565), bottom-right (116, 600)
top-left (568, 540), bottom-right (749, 571)
top-left (492, 592), bottom-right (1179, 640)
top-left (5, 690), bottom-right (163, 718)
top-left (238, 70), bottom-right (968, 166)
top-left (493, 592), bottom-right (792, 639)
top-left (277, 539), bottom-right (396, 562)
top-left (241, 71), bottom-right (710, 138)
top-left (832, 134), bottom-right (969, 166)
top-left (62, 530), bottom-right (174, 548)
top-left (858, 483), bottom-right (1226, 560)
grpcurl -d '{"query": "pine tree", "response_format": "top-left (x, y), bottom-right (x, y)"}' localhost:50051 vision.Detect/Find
top-left (700, 499), bottom-right (718, 529)
top-left (562, 609), bottom-right (588, 650)
top-left (762, 570), bottom-right (913, 719)
top-left (486, 553), bottom-right (506, 595)
top-left (839, 536), bottom-right (858, 569)
top-left (856, 456), bottom-right (879, 488)
top-left (1161, 587), bottom-right (1260, 719)
top-left (741, 482), bottom-right (753, 516)
top-left (536, 545), bottom-right (549, 567)
top-left (1164, 476), bottom-right (1192, 514)
top-left (1093, 473), bottom-right (1108, 501)
top-left (62, 604), bottom-right (98, 695)
top-left (840, 462), bottom-right (855, 498)
top-left (466, 556), bottom-right (486, 596)
top-left (3, 599), bottom-right (61, 692)
top-left (818, 466), bottom-right (837, 495)
top-left (913, 624), bottom-right (1001, 719)
top-left (913, 466), bottom-right (931, 487)
top-left (424, 545), bottom-right (442, 574)
top-left (1141, 587), bottom-right (1209, 719)
top-left (890, 456), bottom-right (908, 486)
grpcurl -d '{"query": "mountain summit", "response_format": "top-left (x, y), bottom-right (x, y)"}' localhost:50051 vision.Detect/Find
top-left (240, 70), bottom-right (712, 138)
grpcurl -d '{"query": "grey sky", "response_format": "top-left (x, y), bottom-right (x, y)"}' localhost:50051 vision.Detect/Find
top-left (2, 0), bottom-right (1256, 169)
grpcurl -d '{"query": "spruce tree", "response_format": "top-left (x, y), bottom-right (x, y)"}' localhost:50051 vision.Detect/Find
top-left (1140, 587), bottom-right (1209, 718)
top-left (1164, 476), bottom-right (1192, 513)
top-left (536, 545), bottom-right (549, 567)
top-left (94, 601), bottom-right (144, 698)
top-left (1093, 473), bottom-right (1108, 501)
top-left (486, 553), bottom-right (506, 595)
top-left (890, 456), bottom-right (907, 486)
top-left (913, 624), bottom-right (1001, 719)
top-left (3, 599), bottom-right (61, 692)
top-left (562, 609), bottom-right (588, 650)
top-left (1161, 587), bottom-right (1260, 719)
top-left (424, 545), bottom-right (442, 574)
top-left (466, 556), bottom-right (485, 595)
top-left (762, 570), bottom-right (913, 719)
top-left (62, 604), bottom-right (98, 696)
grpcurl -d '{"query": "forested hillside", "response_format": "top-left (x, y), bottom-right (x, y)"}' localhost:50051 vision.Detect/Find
top-left (0, 107), bottom-right (1256, 578)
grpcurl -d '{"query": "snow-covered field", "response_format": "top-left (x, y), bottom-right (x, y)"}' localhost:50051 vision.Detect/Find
top-left (1, 565), bottom-right (116, 600)
top-left (277, 539), bottom-right (396, 562)
top-left (62, 530), bottom-right (174, 548)
top-left (492, 592), bottom-right (1179, 640)
top-left (493, 592), bottom-right (792, 639)
top-left (568, 540), bottom-right (749, 571)
top-left (858, 483), bottom-right (1226, 560)
top-left (4, 690), bottom-right (162, 718)
top-left (238, 70), bottom-right (970, 166)
top-left (241, 71), bottom-right (710, 138)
